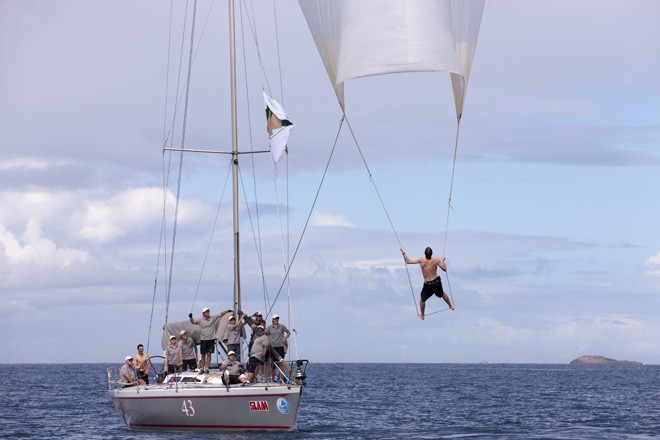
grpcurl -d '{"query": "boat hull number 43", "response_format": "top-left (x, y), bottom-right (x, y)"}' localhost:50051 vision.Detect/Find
top-left (181, 399), bottom-right (195, 417)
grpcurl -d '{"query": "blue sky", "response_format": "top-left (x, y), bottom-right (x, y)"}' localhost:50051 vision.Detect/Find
top-left (1, 0), bottom-right (659, 364)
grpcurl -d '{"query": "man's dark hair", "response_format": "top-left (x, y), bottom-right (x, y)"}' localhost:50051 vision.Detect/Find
top-left (137, 344), bottom-right (144, 350)
top-left (424, 247), bottom-right (433, 259)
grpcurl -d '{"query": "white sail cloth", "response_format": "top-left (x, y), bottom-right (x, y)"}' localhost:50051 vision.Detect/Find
top-left (298, 0), bottom-right (485, 119)
top-left (264, 91), bottom-right (294, 174)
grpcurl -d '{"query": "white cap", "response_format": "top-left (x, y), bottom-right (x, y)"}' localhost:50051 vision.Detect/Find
top-left (254, 311), bottom-right (262, 316)
top-left (228, 315), bottom-right (236, 320)
top-left (227, 351), bottom-right (236, 356)
top-left (257, 325), bottom-right (265, 330)
top-left (169, 335), bottom-right (176, 340)
top-left (179, 330), bottom-right (187, 335)
top-left (202, 307), bottom-right (210, 313)
top-left (125, 356), bottom-right (133, 361)
top-left (272, 314), bottom-right (279, 319)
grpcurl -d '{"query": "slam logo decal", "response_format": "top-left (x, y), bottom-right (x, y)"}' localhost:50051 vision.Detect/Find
top-left (249, 401), bottom-right (269, 411)
top-left (276, 397), bottom-right (290, 415)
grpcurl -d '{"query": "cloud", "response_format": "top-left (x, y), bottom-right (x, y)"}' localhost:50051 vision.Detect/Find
top-left (477, 317), bottom-right (535, 344)
top-left (77, 187), bottom-right (164, 243)
top-left (645, 252), bottom-right (660, 276)
top-left (0, 220), bottom-right (88, 267)
top-left (310, 212), bottom-right (355, 228)
top-left (0, 157), bottom-right (72, 171)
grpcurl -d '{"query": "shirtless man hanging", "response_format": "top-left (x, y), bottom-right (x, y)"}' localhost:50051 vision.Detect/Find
top-left (401, 246), bottom-right (455, 320)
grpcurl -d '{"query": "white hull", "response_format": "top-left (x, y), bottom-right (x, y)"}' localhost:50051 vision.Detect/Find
top-left (109, 381), bottom-right (302, 432)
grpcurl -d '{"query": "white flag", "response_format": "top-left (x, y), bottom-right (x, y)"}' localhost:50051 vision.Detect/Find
top-left (263, 91), bottom-right (294, 174)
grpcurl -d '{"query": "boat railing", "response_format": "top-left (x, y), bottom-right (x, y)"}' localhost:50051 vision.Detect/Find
top-left (107, 367), bottom-right (118, 390)
top-left (281, 359), bottom-right (309, 385)
top-left (107, 367), bottom-right (142, 391)
top-left (108, 359), bottom-right (308, 390)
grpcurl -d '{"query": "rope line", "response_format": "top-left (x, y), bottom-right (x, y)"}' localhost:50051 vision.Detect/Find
top-left (271, 0), bottom-right (297, 361)
top-left (148, 0), bottom-right (179, 356)
top-left (237, 0), bottom-right (272, 315)
top-left (239, 0), bottom-right (297, 358)
top-left (343, 115), bottom-right (419, 315)
top-left (265, 117), bottom-right (345, 318)
top-left (441, 120), bottom-right (463, 310)
top-left (191, 159), bottom-right (233, 312)
top-left (165, 0), bottom-right (198, 325)
top-left (161, 1), bottom-right (215, 149)
top-left (238, 164), bottom-right (272, 312)
top-left (443, 119), bottom-right (461, 257)
top-left (418, 118), bottom-right (462, 318)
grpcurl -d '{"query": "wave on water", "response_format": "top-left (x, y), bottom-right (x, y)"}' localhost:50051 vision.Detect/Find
top-left (1, 363), bottom-right (658, 439)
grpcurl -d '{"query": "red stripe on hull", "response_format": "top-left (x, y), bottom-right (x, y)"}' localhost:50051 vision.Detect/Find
top-left (130, 423), bottom-right (291, 430)
top-left (115, 393), bottom-right (292, 400)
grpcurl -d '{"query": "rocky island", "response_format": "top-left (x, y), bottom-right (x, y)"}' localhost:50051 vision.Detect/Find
top-left (570, 355), bottom-right (642, 365)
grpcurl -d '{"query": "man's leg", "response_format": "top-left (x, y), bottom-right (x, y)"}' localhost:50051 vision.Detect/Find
top-left (419, 298), bottom-right (426, 320)
top-left (442, 293), bottom-right (455, 310)
top-left (199, 349), bottom-right (206, 372)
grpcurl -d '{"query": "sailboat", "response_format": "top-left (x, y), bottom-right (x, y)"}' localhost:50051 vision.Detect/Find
top-left (107, 0), bottom-right (484, 433)
top-left (107, 0), bottom-right (307, 432)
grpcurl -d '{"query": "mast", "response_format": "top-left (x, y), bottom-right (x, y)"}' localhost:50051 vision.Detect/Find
top-left (229, 0), bottom-right (241, 314)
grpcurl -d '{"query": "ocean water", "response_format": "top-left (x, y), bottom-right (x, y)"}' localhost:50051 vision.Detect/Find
top-left (1, 363), bottom-right (658, 439)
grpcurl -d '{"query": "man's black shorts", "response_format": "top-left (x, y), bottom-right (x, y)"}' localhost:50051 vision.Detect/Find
top-left (182, 358), bottom-right (198, 370)
top-left (200, 339), bottom-right (215, 355)
top-left (420, 277), bottom-right (444, 302)
top-left (266, 345), bottom-right (285, 361)
top-left (247, 356), bottom-right (264, 373)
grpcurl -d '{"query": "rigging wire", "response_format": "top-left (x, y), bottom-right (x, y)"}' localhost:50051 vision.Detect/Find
top-left (147, 0), bottom-right (178, 355)
top-left (266, 117), bottom-right (346, 318)
top-left (342, 105), bottom-right (465, 318)
top-left (432, 119), bottom-right (464, 314)
top-left (268, 0), bottom-right (297, 352)
top-left (272, 0), bottom-right (285, 103)
top-left (190, 159), bottom-right (233, 312)
top-left (238, 0), bottom-right (273, 315)
top-left (422, 114), bottom-right (464, 317)
top-left (271, 0), bottom-right (298, 358)
top-left (161, 1), bottom-right (217, 149)
top-left (342, 115), bottom-right (419, 316)
top-left (153, 0), bottom-right (213, 346)
top-left (285, 152), bottom-right (298, 359)
top-left (161, 0), bottom-right (192, 327)
top-left (241, 0), bottom-right (271, 96)
top-left (239, 0), bottom-right (298, 349)
top-left (165, 0), bottom-right (198, 324)
top-left (237, 164), bottom-right (272, 310)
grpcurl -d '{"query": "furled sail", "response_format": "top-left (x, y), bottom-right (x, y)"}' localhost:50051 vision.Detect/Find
top-left (161, 314), bottom-right (233, 349)
top-left (298, 0), bottom-right (485, 119)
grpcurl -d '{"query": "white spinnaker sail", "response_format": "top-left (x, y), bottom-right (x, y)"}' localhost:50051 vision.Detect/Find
top-left (298, 0), bottom-right (485, 118)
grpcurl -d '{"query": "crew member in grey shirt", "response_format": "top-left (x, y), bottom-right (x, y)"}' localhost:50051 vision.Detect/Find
top-left (226, 312), bottom-right (247, 361)
top-left (246, 326), bottom-right (269, 383)
top-left (120, 356), bottom-right (145, 386)
top-left (189, 307), bottom-right (231, 373)
top-left (164, 335), bottom-right (182, 375)
top-left (179, 330), bottom-right (198, 371)
top-left (220, 351), bottom-right (247, 384)
top-left (265, 314), bottom-right (290, 381)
